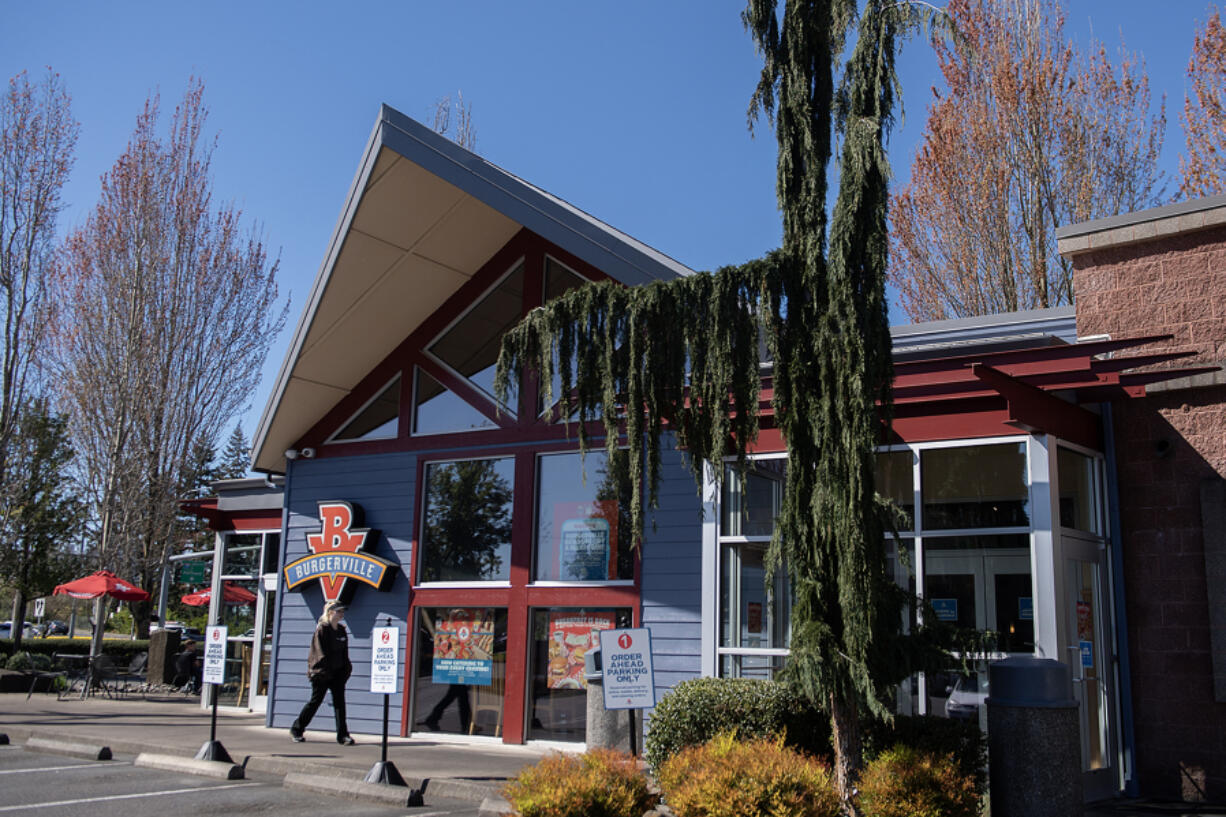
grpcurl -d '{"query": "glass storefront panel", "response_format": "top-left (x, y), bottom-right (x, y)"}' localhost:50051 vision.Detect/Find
top-left (333, 375), bottom-right (400, 441)
top-left (720, 459), bottom-right (785, 537)
top-left (923, 534), bottom-right (1034, 655)
top-left (875, 450), bottom-right (915, 530)
top-left (528, 608), bottom-right (631, 741)
top-left (719, 652), bottom-right (786, 680)
top-left (720, 544), bottom-right (789, 650)
top-left (534, 451), bottom-right (634, 582)
top-left (427, 262), bottom-right (524, 408)
top-left (223, 534), bottom-right (261, 577)
top-left (1058, 447), bottom-right (1100, 534)
top-left (921, 442), bottom-right (1029, 529)
top-left (420, 458), bottom-right (515, 582)
top-left (413, 607), bottom-right (507, 735)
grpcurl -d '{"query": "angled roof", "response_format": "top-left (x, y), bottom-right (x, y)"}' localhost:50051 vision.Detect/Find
top-left (252, 105), bottom-right (693, 473)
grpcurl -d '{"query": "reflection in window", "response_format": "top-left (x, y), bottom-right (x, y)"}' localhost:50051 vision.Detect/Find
top-left (527, 607), bottom-right (630, 741)
top-left (427, 262), bottom-right (523, 409)
top-left (720, 544), bottom-right (790, 650)
top-left (921, 443), bottom-right (1029, 529)
top-left (923, 534), bottom-right (1034, 654)
top-left (333, 375), bottom-right (400, 441)
top-left (720, 459), bottom-right (786, 538)
top-left (413, 607), bottom-right (507, 736)
top-left (1058, 447), bottom-right (1099, 533)
top-left (875, 450), bottom-right (915, 530)
top-left (420, 458), bottom-right (514, 582)
top-left (412, 367), bottom-right (497, 436)
top-left (534, 451), bottom-right (634, 581)
top-left (223, 534), bottom-right (261, 577)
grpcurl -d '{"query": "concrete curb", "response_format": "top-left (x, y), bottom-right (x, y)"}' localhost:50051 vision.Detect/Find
top-left (25, 736), bottom-right (111, 761)
top-left (135, 752), bottom-right (245, 780)
top-left (480, 794), bottom-right (515, 816)
top-left (282, 772), bottom-right (422, 807)
top-left (244, 755), bottom-right (501, 803)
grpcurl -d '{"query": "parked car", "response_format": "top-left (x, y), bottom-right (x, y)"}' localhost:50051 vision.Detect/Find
top-left (0, 620), bottom-right (35, 639)
top-left (944, 673), bottom-right (988, 720)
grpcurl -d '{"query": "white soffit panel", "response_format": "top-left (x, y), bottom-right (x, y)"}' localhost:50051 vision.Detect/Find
top-left (414, 195), bottom-right (521, 275)
top-left (351, 156), bottom-right (465, 251)
top-left (304, 231), bottom-right (407, 348)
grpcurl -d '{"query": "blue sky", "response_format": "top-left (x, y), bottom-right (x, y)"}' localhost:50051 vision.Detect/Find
top-left (1, 1), bottom-right (1211, 446)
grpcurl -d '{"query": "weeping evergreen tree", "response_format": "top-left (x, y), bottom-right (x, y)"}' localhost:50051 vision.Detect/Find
top-left (497, 1), bottom-right (943, 811)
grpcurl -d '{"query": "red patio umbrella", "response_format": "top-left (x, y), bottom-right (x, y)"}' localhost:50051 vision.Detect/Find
top-left (181, 583), bottom-right (256, 607)
top-left (54, 570), bottom-right (150, 601)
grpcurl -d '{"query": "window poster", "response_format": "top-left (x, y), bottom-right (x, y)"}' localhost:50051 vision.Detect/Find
top-left (546, 611), bottom-right (616, 690)
top-left (432, 608), bottom-right (494, 686)
top-left (552, 501), bottom-right (618, 580)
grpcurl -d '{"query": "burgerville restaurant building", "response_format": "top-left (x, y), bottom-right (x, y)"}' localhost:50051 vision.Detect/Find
top-left (236, 105), bottom-right (1226, 803)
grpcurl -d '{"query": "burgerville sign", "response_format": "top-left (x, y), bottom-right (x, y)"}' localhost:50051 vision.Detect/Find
top-left (283, 501), bottom-right (397, 603)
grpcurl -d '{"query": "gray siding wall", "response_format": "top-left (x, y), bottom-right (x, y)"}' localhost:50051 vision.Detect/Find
top-left (641, 444), bottom-right (706, 707)
top-left (269, 451), bottom-right (417, 736)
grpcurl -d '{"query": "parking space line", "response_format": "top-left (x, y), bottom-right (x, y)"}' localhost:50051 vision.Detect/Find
top-left (0, 762), bottom-right (134, 775)
top-left (0, 782), bottom-right (258, 812)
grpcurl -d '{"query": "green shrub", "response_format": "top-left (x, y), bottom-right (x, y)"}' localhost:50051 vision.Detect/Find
top-left (5, 651), bottom-right (32, 670)
top-left (645, 677), bottom-right (829, 770)
top-left (862, 715), bottom-right (986, 795)
top-left (856, 745), bottom-right (981, 817)
top-left (656, 733), bottom-right (840, 817)
top-left (502, 748), bottom-right (656, 817)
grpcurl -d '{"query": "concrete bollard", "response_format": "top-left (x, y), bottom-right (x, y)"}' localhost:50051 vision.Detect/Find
top-left (583, 648), bottom-right (635, 753)
top-left (987, 656), bottom-right (1082, 817)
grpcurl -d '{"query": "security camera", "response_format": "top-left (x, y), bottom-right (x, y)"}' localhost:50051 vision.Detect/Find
top-left (285, 449), bottom-right (299, 460)
top-left (301, 447), bottom-right (316, 459)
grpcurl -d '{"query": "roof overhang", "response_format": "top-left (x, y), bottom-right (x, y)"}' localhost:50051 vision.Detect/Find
top-left (252, 106), bottom-right (692, 473)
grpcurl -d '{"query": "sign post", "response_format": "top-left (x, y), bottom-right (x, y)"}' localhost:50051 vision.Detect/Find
top-left (364, 619), bottom-right (418, 803)
top-left (195, 625), bottom-right (233, 763)
top-left (598, 628), bottom-right (656, 757)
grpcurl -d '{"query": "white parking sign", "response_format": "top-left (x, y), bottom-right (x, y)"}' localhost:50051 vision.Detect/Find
top-left (598, 628), bottom-right (655, 710)
top-left (203, 626), bottom-right (227, 685)
top-left (370, 626), bottom-right (399, 694)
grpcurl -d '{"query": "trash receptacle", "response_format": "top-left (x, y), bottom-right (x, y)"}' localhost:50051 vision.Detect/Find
top-left (987, 656), bottom-right (1082, 817)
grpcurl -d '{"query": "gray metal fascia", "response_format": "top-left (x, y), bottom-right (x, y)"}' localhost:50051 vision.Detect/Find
top-left (1055, 193), bottom-right (1226, 239)
top-left (890, 306), bottom-right (1077, 349)
top-left (251, 112), bottom-right (388, 472)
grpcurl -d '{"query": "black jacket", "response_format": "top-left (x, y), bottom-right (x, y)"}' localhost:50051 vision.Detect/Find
top-left (307, 622), bottom-right (351, 682)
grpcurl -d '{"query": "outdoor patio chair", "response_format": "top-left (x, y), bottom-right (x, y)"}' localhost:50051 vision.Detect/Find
top-left (115, 651), bottom-right (149, 697)
top-left (87, 654), bottom-right (121, 698)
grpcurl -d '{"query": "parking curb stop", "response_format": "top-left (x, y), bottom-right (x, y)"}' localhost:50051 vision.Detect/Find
top-left (135, 752), bottom-right (244, 780)
top-left (25, 737), bottom-right (111, 761)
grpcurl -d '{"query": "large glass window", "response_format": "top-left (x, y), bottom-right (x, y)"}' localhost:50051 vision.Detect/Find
top-left (427, 262), bottom-right (523, 409)
top-left (534, 451), bottom-right (634, 582)
top-left (413, 607), bottom-right (507, 736)
top-left (921, 442), bottom-right (1028, 529)
top-left (412, 367), bottom-right (497, 436)
top-left (1058, 447), bottom-right (1100, 534)
top-left (876, 449), bottom-right (915, 530)
top-left (527, 607), bottom-right (631, 741)
top-left (419, 458), bottom-right (514, 583)
top-left (718, 458), bottom-right (789, 678)
top-left (333, 375), bottom-right (400, 442)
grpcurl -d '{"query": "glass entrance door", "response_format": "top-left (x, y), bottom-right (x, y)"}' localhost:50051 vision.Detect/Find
top-left (1065, 550), bottom-right (1115, 799)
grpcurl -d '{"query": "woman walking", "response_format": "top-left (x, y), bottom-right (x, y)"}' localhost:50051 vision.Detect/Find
top-left (290, 600), bottom-right (356, 745)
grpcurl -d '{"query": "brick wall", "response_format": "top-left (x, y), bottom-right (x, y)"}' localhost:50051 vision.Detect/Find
top-left (1073, 222), bottom-right (1226, 801)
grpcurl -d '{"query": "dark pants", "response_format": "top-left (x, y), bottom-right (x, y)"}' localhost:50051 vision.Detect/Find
top-left (292, 675), bottom-right (349, 739)
top-left (426, 684), bottom-right (471, 731)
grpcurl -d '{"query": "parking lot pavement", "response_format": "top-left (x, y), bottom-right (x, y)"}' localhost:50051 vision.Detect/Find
top-left (0, 743), bottom-right (485, 817)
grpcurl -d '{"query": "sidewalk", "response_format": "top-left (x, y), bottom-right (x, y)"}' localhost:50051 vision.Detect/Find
top-left (0, 691), bottom-right (552, 804)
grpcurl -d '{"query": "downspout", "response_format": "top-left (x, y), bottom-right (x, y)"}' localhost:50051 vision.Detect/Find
top-left (1102, 403), bottom-right (1138, 798)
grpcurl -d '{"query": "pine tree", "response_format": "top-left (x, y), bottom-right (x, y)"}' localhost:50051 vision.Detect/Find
top-left (219, 424), bottom-right (251, 479)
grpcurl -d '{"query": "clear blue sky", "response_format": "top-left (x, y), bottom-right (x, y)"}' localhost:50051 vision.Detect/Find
top-left (1, 1), bottom-right (1210, 446)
